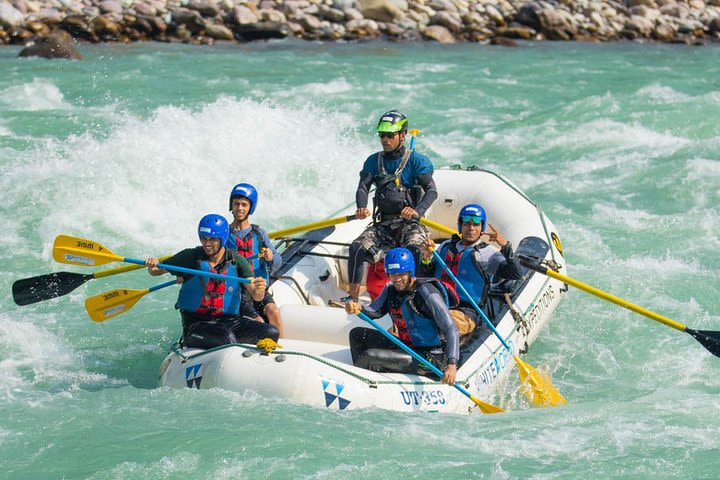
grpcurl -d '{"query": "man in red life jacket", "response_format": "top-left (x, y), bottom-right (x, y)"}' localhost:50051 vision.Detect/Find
top-left (227, 183), bottom-right (284, 338)
top-left (145, 214), bottom-right (278, 349)
top-left (344, 247), bottom-right (460, 385)
top-left (418, 203), bottom-right (524, 326)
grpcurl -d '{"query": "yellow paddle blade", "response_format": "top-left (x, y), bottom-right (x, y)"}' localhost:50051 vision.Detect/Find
top-left (516, 356), bottom-right (567, 407)
top-left (85, 288), bottom-right (148, 322)
top-left (470, 394), bottom-right (505, 414)
top-left (53, 235), bottom-right (122, 267)
top-left (409, 129), bottom-right (422, 136)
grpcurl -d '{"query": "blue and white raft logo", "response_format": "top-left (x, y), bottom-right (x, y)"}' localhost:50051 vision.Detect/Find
top-left (185, 364), bottom-right (203, 389)
top-left (321, 377), bottom-right (351, 410)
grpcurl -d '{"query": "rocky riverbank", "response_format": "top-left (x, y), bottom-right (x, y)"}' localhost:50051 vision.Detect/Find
top-left (2, 0), bottom-right (719, 48)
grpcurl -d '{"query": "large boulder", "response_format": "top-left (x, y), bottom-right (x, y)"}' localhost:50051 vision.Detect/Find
top-left (186, 0), bottom-right (220, 17)
top-left (204, 22), bottom-right (234, 39)
top-left (18, 30), bottom-right (82, 59)
top-left (538, 8), bottom-right (577, 40)
top-left (0, 1), bottom-right (24, 29)
top-left (624, 14), bottom-right (654, 36)
top-left (358, 0), bottom-right (404, 22)
top-left (514, 2), bottom-right (541, 31)
top-left (233, 20), bottom-right (288, 40)
top-left (423, 24), bottom-right (455, 42)
top-left (229, 5), bottom-right (258, 25)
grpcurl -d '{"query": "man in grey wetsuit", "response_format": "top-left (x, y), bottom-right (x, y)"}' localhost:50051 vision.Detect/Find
top-left (345, 110), bottom-right (438, 301)
top-left (344, 247), bottom-right (459, 385)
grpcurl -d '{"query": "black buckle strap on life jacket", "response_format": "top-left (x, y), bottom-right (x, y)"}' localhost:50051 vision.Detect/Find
top-left (373, 148), bottom-right (413, 222)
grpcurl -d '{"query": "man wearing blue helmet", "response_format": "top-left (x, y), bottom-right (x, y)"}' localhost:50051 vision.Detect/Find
top-left (227, 182), bottom-right (284, 338)
top-left (344, 247), bottom-right (460, 385)
top-left (145, 214), bottom-right (279, 349)
top-left (419, 203), bottom-right (524, 325)
top-left (345, 110), bottom-right (438, 302)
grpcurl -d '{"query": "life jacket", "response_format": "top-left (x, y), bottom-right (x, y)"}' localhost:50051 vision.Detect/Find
top-left (385, 278), bottom-right (457, 348)
top-left (228, 224), bottom-right (269, 281)
top-left (434, 239), bottom-right (491, 308)
top-left (373, 149), bottom-right (413, 218)
top-left (176, 250), bottom-right (242, 317)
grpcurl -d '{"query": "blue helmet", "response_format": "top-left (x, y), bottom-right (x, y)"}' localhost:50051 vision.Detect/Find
top-left (384, 247), bottom-right (415, 277)
top-left (197, 214), bottom-right (229, 246)
top-left (458, 203), bottom-right (486, 232)
top-left (229, 183), bottom-right (258, 215)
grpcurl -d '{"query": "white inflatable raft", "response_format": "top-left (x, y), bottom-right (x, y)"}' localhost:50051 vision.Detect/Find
top-left (157, 168), bottom-right (567, 414)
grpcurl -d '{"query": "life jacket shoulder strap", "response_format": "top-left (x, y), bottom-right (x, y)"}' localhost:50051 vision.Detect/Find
top-left (377, 148), bottom-right (412, 178)
top-left (249, 224), bottom-right (267, 250)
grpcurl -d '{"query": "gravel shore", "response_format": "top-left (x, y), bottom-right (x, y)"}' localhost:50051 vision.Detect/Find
top-left (2, 0), bottom-right (719, 48)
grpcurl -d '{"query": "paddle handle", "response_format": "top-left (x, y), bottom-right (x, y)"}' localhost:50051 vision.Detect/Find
top-left (122, 257), bottom-right (251, 284)
top-left (432, 250), bottom-right (512, 351)
top-left (518, 255), bottom-right (687, 332)
top-left (356, 311), bottom-right (476, 402)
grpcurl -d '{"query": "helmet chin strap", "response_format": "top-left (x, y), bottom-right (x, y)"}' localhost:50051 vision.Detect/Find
top-left (387, 143), bottom-right (406, 158)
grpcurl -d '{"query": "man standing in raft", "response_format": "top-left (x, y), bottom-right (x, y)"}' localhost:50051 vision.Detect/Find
top-left (145, 214), bottom-right (279, 348)
top-left (227, 183), bottom-right (284, 338)
top-left (344, 247), bottom-right (460, 385)
top-left (344, 110), bottom-right (438, 302)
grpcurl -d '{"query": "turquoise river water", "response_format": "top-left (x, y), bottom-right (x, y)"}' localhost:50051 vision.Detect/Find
top-left (1, 41), bottom-right (720, 479)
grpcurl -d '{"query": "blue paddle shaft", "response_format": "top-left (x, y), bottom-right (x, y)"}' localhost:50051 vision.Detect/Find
top-left (432, 250), bottom-right (512, 352)
top-left (123, 257), bottom-right (251, 284)
top-left (148, 279), bottom-right (178, 293)
top-left (356, 311), bottom-right (476, 401)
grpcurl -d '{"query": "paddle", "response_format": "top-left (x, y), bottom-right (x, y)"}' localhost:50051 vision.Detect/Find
top-left (13, 214), bottom-right (356, 306)
top-left (354, 310), bottom-right (504, 414)
top-left (432, 249), bottom-right (566, 407)
top-left (420, 217), bottom-right (458, 238)
top-left (85, 250), bottom-right (265, 321)
top-left (12, 258), bottom-right (172, 306)
top-left (85, 279), bottom-right (178, 322)
top-left (408, 128), bottom-right (421, 150)
top-left (52, 235), bottom-right (252, 285)
top-left (519, 255), bottom-right (720, 358)
top-left (268, 214), bottom-right (357, 239)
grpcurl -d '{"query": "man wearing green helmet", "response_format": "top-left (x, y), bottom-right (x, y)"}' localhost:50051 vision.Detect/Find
top-left (345, 110), bottom-right (438, 302)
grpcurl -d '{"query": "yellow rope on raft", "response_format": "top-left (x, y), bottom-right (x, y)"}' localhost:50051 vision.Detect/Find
top-left (257, 338), bottom-right (282, 353)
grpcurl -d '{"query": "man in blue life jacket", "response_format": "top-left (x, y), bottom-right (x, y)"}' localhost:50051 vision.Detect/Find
top-left (344, 247), bottom-right (460, 385)
top-left (344, 110), bottom-right (438, 302)
top-left (145, 214), bottom-right (279, 349)
top-left (418, 203), bottom-right (524, 326)
top-left (227, 183), bottom-right (284, 338)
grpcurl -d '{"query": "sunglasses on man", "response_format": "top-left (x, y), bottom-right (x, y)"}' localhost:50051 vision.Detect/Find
top-left (461, 215), bottom-right (484, 225)
top-left (378, 131), bottom-right (400, 138)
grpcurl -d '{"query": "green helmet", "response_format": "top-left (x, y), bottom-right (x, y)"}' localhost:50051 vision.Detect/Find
top-left (376, 110), bottom-right (408, 134)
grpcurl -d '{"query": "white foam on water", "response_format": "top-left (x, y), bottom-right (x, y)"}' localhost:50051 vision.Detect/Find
top-left (635, 84), bottom-right (692, 104)
top-left (0, 313), bottom-right (122, 404)
top-left (591, 202), bottom-right (663, 231)
top-left (86, 452), bottom-right (200, 479)
top-left (0, 118), bottom-right (12, 137)
top-left (0, 78), bottom-right (72, 111)
top-left (1, 98), bottom-right (371, 255)
top-left (291, 78), bottom-right (353, 96)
